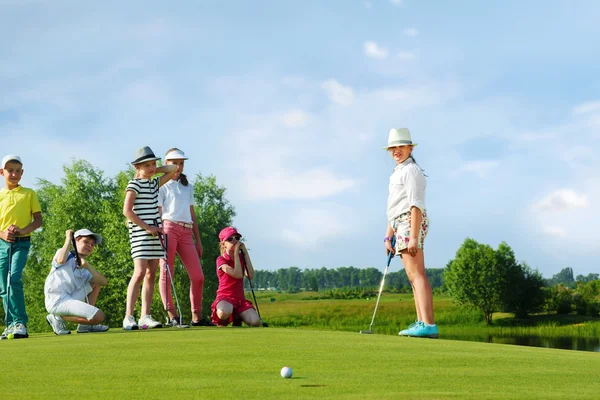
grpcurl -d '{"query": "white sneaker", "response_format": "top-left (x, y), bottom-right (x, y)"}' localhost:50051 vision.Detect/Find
top-left (46, 314), bottom-right (71, 335)
top-left (0, 325), bottom-right (13, 340)
top-left (77, 324), bottom-right (109, 333)
top-left (122, 315), bottom-right (139, 330)
top-left (138, 314), bottom-right (163, 329)
top-left (12, 323), bottom-right (28, 338)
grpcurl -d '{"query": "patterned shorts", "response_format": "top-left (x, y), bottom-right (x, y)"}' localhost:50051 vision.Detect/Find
top-left (391, 210), bottom-right (429, 253)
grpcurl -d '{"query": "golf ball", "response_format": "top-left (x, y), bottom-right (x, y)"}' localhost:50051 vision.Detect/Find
top-left (142, 324), bottom-right (148, 330)
top-left (7, 333), bottom-right (14, 340)
top-left (280, 366), bottom-right (293, 379)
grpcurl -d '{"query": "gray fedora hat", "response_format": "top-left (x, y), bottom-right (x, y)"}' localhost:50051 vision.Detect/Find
top-left (383, 128), bottom-right (418, 150)
top-left (131, 146), bottom-right (161, 165)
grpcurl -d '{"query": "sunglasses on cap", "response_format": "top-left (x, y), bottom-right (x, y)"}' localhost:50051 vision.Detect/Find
top-left (226, 235), bottom-right (242, 243)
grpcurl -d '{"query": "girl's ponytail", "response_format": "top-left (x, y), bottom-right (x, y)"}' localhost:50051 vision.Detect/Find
top-left (180, 173), bottom-right (189, 186)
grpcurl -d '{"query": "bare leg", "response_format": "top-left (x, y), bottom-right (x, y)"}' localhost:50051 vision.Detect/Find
top-left (400, 249), bottom-right (434, 325)
top-left (216, 300), bottom-right (233, 321)
top-left (126, 260), bottom-right (147, 316)
top-left (63, 310), bottom-right (105, 325)
top-left (141, 260), bottom-right (159, 316)
top-left (239, 308), bottom-right (260, 327)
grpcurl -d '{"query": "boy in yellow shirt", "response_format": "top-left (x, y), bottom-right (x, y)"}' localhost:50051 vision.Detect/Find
top-left (0, 154), bottom-right (43, 339)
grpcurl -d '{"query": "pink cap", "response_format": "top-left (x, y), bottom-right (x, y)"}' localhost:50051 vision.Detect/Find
top-left (219, 227), bottom-right (241, 241)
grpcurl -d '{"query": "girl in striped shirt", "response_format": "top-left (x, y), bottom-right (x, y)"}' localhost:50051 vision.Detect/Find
top-left (122, 146), bottom-right (176, 330)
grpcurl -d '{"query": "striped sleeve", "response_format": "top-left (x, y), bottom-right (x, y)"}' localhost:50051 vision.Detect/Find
top-left (126, 179), bottom-right (141, 194)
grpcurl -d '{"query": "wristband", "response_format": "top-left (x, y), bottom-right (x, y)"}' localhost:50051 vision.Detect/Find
top-left (384, 237), bottom-right (392, 242)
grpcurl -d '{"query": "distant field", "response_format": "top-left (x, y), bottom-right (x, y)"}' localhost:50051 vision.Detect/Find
top-left (2, 327), bottom-right (600, 399)
top-left (253, 291), bottom-right (600, 338)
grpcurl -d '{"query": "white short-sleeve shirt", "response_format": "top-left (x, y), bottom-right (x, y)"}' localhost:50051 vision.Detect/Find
top-left (44, 249), bottom-right (93, 311)
top-left (158, 180), bottom-right (195, 223)
top-left (387, 158), bottom-right (427, 222)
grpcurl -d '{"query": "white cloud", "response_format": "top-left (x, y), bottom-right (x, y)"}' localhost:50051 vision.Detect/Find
top-left (572, 101), bottom-right (600, 115)
top-left (542, 226), bottom-right (567, 237)
top-left (534, 189), bottom-right (589, 212)
top-left (364, 41), bottom-right (389, 60)
top-left (397, 51), bottom-right (416, 61)
top-left (280, 109), bottom-right (309, 128)
top-left (321, 79), bottom-right (355, 106)
top-left (403, 28), bottom-right (419, 37)
top-left (282, 208), bottom-right (348, 248)
top-left (389, 0), bottom-right (403, 6)
top-left (242, 167), bottom-right (358, 201)
top-left (455, 160), bottom-right (500, 178)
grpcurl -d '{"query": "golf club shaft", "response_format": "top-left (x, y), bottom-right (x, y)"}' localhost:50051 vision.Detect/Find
top-left (155, 221), bottom-right (184, 323)
top-left (239, 250), bottom-right (262, 320)
top-left (71, 234), bottom-right (89, 303)
top-left (366, 236), bottom-right (396, 331)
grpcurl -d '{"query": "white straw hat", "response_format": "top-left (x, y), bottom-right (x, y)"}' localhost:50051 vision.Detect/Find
top-left (383, 128), bottom-right (418, 150)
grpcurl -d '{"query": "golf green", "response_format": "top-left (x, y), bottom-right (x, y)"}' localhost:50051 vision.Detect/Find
top-left (2, 328), bottom-right (599, 399)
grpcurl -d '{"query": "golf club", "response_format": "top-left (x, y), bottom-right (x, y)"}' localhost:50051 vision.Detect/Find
top-left (360, 236), bottom-right (396, 334)
top-left (71, 233), bottom-right (89, 304)
top-left (156, 220), bottom-right (189, 329)
top-left (239, 249), bottom-right (268, 327)
top-left (1, 242), bottom-right (13, 340)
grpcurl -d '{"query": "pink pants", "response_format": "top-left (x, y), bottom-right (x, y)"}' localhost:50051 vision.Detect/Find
top-left (159, 221), bottom-right (205, 314)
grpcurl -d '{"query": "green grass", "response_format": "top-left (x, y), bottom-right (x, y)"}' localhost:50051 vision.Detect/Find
top-left (2, 327), bottom-right (600, 399)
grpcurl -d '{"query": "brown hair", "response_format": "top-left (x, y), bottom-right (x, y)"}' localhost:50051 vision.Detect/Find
top-left (165, 147), bottom-right (189, 186)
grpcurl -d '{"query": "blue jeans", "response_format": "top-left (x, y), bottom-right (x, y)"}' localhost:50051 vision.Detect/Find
top-left (0, 239), bottom-right (31, 326)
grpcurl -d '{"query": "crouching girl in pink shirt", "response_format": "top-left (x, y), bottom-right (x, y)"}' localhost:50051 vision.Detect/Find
top-left (210, 227), bottom-right (260, 327)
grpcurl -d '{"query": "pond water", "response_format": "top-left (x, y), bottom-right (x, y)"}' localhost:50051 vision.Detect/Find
top-left (443, 334), bottom-right (600, 352)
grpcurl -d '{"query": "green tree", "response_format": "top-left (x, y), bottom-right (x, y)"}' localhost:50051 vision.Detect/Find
top-left (503, 262), bottom-right (547, 318)
top-left (547, 267), bottom-right (575, 288)
top-left (444, 238), bottom-right (511, 325)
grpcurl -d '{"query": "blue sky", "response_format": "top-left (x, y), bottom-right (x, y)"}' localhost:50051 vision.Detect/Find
top-left (2, 1), bottom-right (599, 277)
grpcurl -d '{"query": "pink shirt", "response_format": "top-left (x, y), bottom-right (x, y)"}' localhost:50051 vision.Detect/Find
top-left (216, 253), bottom-right (245, 300)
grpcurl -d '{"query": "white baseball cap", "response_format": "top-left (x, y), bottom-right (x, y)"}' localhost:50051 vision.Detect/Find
top-left (2, 154), bottom-right (22, 168)
top-left (165, 148), bottom-right (189, 161)
top-left (74, 229), bottom-right (102, 245)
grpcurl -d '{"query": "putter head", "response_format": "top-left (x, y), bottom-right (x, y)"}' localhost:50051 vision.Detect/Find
top-left (359, 330), bottom-right (374, 334)
top-left (175, 324), bottom-right (190, 329)
top-left (261, 321), bottom-right (269, 327)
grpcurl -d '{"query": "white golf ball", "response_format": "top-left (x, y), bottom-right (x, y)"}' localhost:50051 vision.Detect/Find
top-left (280, 366), bottom-right (293, 379)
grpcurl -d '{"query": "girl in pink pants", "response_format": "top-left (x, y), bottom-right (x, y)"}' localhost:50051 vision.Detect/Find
top-left (158, 148), bottom-right (213, 326)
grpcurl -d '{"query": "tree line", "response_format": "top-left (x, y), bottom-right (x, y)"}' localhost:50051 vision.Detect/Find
top-left (248, 266), bottom-right (444, 293)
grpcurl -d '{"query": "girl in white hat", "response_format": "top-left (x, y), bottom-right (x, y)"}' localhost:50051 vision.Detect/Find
top-left (384, 128), bottom-right (438, 338)
top-left (157, 148), bottom-right (212, 326)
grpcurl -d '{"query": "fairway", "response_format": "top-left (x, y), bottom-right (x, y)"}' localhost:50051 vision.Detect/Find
top-left (2, 328), bottom-right (599, 399)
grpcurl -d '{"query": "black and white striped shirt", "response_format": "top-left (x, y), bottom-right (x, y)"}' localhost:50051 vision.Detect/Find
top-left (126, 178), bottom-right (163, 259)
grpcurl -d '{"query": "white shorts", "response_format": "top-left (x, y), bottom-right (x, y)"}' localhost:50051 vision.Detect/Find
top-left (49, 298), bottom-right (99, 321)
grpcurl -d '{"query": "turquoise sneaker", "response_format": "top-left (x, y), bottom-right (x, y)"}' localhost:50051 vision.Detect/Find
top-left (398, 320), bottom-right (421, 336)
top-left (399, 321), bottom-right (439, 338)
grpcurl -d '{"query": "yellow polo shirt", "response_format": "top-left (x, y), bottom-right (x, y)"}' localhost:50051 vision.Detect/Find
top-left (0, 186), bottom-right (42, 237)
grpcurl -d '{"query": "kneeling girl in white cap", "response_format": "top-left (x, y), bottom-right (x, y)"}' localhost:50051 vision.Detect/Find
top-left (44, 229), bottom-right (109, 335)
